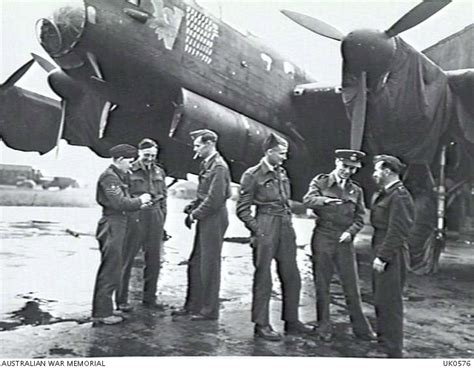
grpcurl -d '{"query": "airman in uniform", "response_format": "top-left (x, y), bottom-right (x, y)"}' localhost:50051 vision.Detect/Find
top-left (92, 144), bottom-right (152, 325)
top-left (172, 129), bottom-right (231, 321)
top-left (237, 133), bottom-right (312, 341)
top-left (370, 155), bottom-right (415, 358)
top-left (117, 138), bottom-right (167, 311)
top-left (303, 149), bottom-right (376, 342)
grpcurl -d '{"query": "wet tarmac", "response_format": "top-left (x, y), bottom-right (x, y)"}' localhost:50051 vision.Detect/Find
top-left (0, 199), bottom-right (473, 358)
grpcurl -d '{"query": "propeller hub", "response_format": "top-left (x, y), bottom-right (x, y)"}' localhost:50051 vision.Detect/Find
top-left (341, 29), bottom-right (396, 81)
top-left (36, 0), bottom-right (85, 58)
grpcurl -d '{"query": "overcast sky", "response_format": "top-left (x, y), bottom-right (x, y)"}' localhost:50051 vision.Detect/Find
top-left (1, 0), bottom-right (472, 184)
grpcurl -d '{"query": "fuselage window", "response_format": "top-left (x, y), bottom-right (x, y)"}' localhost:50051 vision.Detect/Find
top-left (283, 61), bottom-right (295, 76)
top-left (87, 6), bottom-right (97, 24)
top-left (126, 0), bottom-right (140, 6)
top-left (260, 53), bottom-right (273, 71)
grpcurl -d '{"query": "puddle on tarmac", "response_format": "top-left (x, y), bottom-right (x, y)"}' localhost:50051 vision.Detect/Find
top-left (0, 299), bottom-right (89, 331)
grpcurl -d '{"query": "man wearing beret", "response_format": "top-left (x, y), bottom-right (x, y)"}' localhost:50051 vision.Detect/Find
top-left (117, 138), bottom-right (167, 311)
top-left (92, 144), bottom-right (153, 325)
top-left (303, 149), bottom-right (376, 342)
top-left (173, 129), bottom-right (231, 321)
top-left (370, 155), bottom-right (414, 358)
top-left (237, 133), bottom-right (311, 341)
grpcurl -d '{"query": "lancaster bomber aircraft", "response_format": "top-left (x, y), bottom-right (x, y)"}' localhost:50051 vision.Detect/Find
top-left (1, 0), bottom-right (473, 271)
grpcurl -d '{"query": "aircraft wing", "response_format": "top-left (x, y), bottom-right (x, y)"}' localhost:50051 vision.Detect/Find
top-left (0, 86), bottom-right (61, 154)
top-left (0, 83), bottom-right (116, 157)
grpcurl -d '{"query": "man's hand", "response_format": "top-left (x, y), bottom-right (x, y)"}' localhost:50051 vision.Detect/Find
top-left (183, 204), bottom-right (194, 214)
top-left (339, 232), bottom-right (352, 243)
top-left (140, 202), bottom-right (153, 209)
top-left (373, 257), bottom-right (387, 273)
top-left (184, 214), bottom-right (194, 229)
top-left (324, 198), bottom-right (344, 205)
top-left (250, 229), bottom-right (263, 248)
top-left (139, 193), bottom-right (152, 204)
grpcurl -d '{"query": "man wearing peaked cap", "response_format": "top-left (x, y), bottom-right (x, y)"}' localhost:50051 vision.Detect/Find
top-left (117, 138), bottom-right (168, 312)
top-left (237, 132), bottom-right (312, 341)
top-left (370, 154), bottom-right (414, 358)
top-left (303, 149), bottom-right (376, 342)
top-left (92, 144), bottom-right (153, 325)
top-left (335, 149), bottom-right (365, 168)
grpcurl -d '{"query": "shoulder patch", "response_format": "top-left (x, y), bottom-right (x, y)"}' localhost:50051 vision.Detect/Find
top-left (245, 164), bottom-right (261, 175)
top-left (314, 173), bottom-right (329, 182)
top-left (213, 159), bottom-right (228, 169)
top-left (130, 162), bottom-right (140, 171)
top-left (351, 179), bottom-right (361, 187)
top-left (396, 186), bottom-right (410, 197)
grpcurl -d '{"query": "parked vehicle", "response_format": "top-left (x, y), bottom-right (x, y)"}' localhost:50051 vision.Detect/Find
top-left (0, 164), bottom-right (77, 190)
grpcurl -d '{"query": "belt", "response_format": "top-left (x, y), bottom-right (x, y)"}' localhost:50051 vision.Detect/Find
top-left (102, 210), bottom-right (127, 217)
top-left (256, 205), bottom-right (291, 217)
top-left (317, 219), bottom-right (349, 231)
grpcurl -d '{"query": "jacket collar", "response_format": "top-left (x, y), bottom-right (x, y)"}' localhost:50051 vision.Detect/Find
top-left (201, 152), bottom-right (220, 171)
top-left (385, 179), bottom-right (402, 192)
top-left (372, 180), bottom-right (403, 205)
top-left (329, 171), bottom-right (352, 188)
top-left (261, 158), bottom-right (275, 173)
top-left (109, 164), bottom-right (127, 182)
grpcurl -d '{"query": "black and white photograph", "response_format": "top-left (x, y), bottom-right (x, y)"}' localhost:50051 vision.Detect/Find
top-left (0, 0), bottom-right (473, 365)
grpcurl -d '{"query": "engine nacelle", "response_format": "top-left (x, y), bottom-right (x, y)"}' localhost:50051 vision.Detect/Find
top-left (168, 88), bottom-right (312, 197)
top-left (169, 88), bottom-right (304, 173)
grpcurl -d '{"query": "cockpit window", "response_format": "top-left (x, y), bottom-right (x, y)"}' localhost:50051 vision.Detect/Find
top-left (283, 61), bottom-right (295, 76)
top-left (260, 54), bottom-right (273, 71)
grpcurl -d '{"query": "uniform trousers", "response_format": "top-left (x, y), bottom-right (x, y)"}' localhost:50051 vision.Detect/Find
top-left (252, 213), bottom-right (301, 326)
top-left (118, 208), bottom-right (164, 305)
top-left (373, 248), bottom-right (405, 358)
top-left (92, 215), bottom-right (127, 318)
top-left (185, 206), bottom-right (228, 318)
top-left (312, 228), bottom-right (373, 335)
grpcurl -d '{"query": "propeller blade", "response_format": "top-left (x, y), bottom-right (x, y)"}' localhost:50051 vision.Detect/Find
top-left (1, 59), bottom-right (35, 89)
top-left (86, 52), bottom-right (104, 80)
top-left (385, 0), bottom-right (451, 37)
top-left (31, 53), bottom-right (57, 73)
top-left (350, 72), bottom-right (367, 150)
top-left (280, 10), bottom-right (344, 41)
top-left (55, 100), bottom-right (67, 158)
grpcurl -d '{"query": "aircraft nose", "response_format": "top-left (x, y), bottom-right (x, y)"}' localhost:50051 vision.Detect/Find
top-left (36, 0), bottom-right (85, 58)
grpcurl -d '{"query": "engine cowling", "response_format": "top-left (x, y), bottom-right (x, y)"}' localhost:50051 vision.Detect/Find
top-left (169, 88), bottom-right (308, 183)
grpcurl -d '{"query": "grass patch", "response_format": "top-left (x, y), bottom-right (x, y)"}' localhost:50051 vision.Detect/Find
top-left (0, 186), bottom-right (96, 208)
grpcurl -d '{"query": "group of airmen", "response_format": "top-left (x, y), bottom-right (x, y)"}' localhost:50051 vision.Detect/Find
top-left (92, 129), bottom-right (415, 358)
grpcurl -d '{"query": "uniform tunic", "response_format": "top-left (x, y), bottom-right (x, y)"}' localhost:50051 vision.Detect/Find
top-left (303, 172), bottom-right (373, 336)
top-left (92, 165), bottom-right (142, 318)
top-left (237, 159), bottom-right (301, 326)
top-left (184, 153), bottom-right (231, 318)
top-left (118, 160), bottom-right (167, 305)
top-left (371, 180), bottom-right (414, 357)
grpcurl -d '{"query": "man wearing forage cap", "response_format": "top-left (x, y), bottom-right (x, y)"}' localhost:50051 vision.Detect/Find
top-left (172, 129), bottom-right (231, 321)
top-left (92, 144), bottom-right (153, 325)
top-left (237, 133), bottom-right (312, 341)
top-left (303, 149), bottom-right (376, 342)
top-left (370, 154), bottom-right (414, 358)
top-left (117, 138), bottom-right (167, 312)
